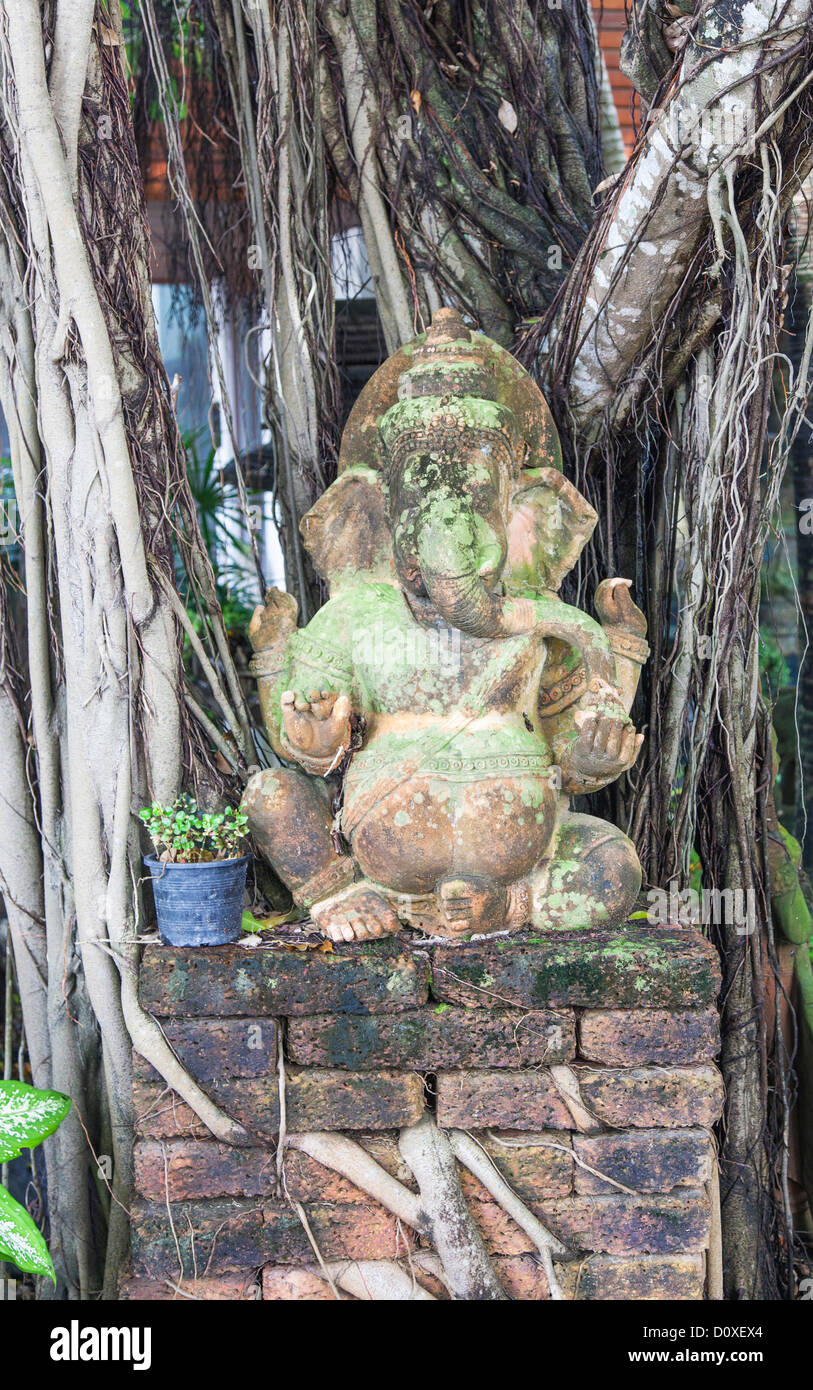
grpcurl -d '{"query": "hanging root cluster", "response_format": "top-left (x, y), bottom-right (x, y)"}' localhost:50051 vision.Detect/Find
top-left (518, 1), bottom-right (813, 1296)
top-left (0, 0), bottom-right (262, 1297)
top-left (317, 0), bottom-right (603, 347)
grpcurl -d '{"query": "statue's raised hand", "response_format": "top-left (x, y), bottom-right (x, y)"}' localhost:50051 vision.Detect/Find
top-left (568, 707), bottom-right (643, 783)
top-left (280, 689), bottom-right (353, 770)
top-left (594, 577), bottom-right (647, 636)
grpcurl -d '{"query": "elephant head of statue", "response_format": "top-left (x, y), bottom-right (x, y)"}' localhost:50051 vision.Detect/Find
top-left (299, 307), bottom-right (597, 629)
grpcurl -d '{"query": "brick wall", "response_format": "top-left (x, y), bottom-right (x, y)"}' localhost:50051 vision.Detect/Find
top-left (593, 0), bottom-right (639, 153)
top-left (121, 924), bottom-right (723, 1301)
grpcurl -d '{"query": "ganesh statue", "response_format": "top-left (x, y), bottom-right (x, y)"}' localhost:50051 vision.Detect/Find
top-left (242, 308), bottom-right (649, 942)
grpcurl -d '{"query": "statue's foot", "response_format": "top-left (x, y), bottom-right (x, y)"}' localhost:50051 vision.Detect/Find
top-left (436, 875), bottom-right (511, 938)
top-left (391, 892), bottom-right (439, 934)
top-left (528, 813), bottom-right (641, 932)
top-left (310, 881), bottom-right (402, 944)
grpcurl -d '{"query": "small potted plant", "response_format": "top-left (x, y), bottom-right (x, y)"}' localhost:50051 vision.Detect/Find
top-left (140, 795), bottom-right (249, 946)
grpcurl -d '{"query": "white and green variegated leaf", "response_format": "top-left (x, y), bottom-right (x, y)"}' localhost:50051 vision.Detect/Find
top-left (0, 1080), bottom-right (71, 1163)
top-left (0, 1183), bottom-right (55, 1281)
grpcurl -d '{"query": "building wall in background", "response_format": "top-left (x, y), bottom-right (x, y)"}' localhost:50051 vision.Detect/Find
top-left (593, 0), bottom-right (638, 152)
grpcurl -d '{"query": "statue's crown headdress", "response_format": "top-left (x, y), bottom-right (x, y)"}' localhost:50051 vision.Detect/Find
top-left (338, 305), bottom-right (563, 478)
top-left (394, 307), bottom-right (497, 403)
top-left (378, 308), bottom-right (520, 475)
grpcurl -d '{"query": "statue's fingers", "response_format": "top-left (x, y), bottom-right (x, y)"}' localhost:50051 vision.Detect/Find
top-left (618, 725), bottom-right (637, 764)
top-left (591, 717), bottom-right (611, 756)
top-left (307, 690), bottom-right (327, 717)
top-left (282, 699), bottom-right (305, 729)
top-left (604, 720), bottom-right (625, 762)
top-left (281, 691), bottom-right (308, 721)
top-left (575, 711), bottom-right (598, 745)
top-left (282, 703), bottom-right (313, 751)
top-left (327, 693), bottom-right (353, 735)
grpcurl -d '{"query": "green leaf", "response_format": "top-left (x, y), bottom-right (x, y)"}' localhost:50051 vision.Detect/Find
top-left (0, 1080), bottom-right (71, 1163)
top-left (140, 795), bottom-right (246, 862)
top-left (0, 1184), bottom-right (55, 1282)
top-left (241, 910), bottom-right (266, 934)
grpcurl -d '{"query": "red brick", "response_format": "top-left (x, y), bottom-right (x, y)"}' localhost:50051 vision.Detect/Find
top-left (431, 928), bottom-right (721, 1010)
top-left (134, 1139), bottom-right (278, 1201)
top-left (131, 1197), bottom-right (415, 1278)
top-left (468, 1191), bottom-right (709, 1257)
top-left (277, 1133), bottom-right (419, 1204)
top-left (286, 1007), bottom-right (575, 1069)
top-left (262, 1268), bottom-right (351, 1300)
top-left (486, 1252), bottom-right (704, 1301)
top-left (257, 1251), bottom-right (706, 1302)
top-left (133, 1018), bottom-right (279, 1083)
top-left (543, 1192), bottom-right (711, 1255)
top-left (134, 1067), bottom-right (426, 1140)
top-left (493, 1255), bottom-right (552, 1299)
top-left (262, 1262), bottom-right (447, 1300)
top-left (283, 1150), bottom-right (376, 1204)
top-left (457, 1131), bottom-right (573, 1203)
top-left (577, 1066), bottom-right (724, 1128)
top-left (579, 1010), bottom-right (719, 1066)
top-left (469, 1200), bottom-right (538, 1256)
top-left (558, 1253), bottom-right (705, 1300)
top-left (573, 1129), bottom-right (713, 1195)
top-left (285, 1067), bottom-right (426, 1130)
top-left (436, 1071), bottom-right (572, 1129)
top-left (138, 937), bottom-right (428, 1017)
top-left (118, 1271), bottom-right (260, 1300)
top-left (133, 1077), bottom-right (209, 1141)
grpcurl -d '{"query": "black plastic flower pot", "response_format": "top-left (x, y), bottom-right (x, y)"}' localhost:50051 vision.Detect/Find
top-left (145, 854), bottom-right (249, 947)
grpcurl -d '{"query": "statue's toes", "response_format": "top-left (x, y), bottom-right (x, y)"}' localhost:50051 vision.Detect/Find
top-left (363, 895), bottom-right (402, 938)
top-left (345, 909), bottom-right (376, 940)
top-left (438, 878), bottom-right (471, 907)
top-left (313, 886), bottom-right (401, 942)
top-left (442, 904), bottom-right (473, 929)
top-left (326, 916), bottom-right (356, 944)
top-left (346, 913), bottom-right (371, 940)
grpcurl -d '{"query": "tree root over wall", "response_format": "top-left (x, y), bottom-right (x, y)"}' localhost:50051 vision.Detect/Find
top-left (286, 1121), bottom-right (567, 1301)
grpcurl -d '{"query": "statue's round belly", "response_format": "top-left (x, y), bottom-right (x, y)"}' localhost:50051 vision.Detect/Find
top-left (343, 750), bottom-right (557, 894)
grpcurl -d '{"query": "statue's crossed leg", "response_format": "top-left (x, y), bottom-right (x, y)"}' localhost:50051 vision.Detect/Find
top-left (244, 768), bottom-right (641, 941)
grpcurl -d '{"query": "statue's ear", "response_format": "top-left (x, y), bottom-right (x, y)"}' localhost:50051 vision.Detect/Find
top-left (505, 467), bottom-right (597, 595)
top-left (300, 466), bottom-right (395, 590)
